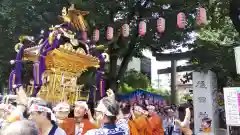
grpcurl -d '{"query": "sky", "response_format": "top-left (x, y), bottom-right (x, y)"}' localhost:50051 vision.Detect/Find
top-left (142, 49), bottom-right (189, 89)
top-left (137, 32), bottom-right (196, 89)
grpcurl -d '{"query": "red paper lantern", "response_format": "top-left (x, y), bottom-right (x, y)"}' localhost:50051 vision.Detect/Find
top-left (106, 26), bottom-right (113, 40)
top-left (196, 7), bottom-right (207, 26)
top-left (157, 17), bottom-right (165, 33)
top-left (82, 31), bottom-right (87, 41)
top-left (177, 12), bottom-right (187, 29)
top-left (122, 24), bottom-right (129, 37)
top-left (139, 21), bottom-right (146, 36)
top-left (92, 29), bottom-right (99, 42)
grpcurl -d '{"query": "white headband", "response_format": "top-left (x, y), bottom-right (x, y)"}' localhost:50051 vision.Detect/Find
top-left (147, 105), bottom-right (155, 110)
top-left (75, 101), bottom-right (88, 109)
top-left (95, 100), bottom-right (114, 116)
top-left (53, 102), bottom-right (70, 112)
top-left (29, 104), bottom-right (56, 121)
top-left (134, 106), bottom-right (144, 113)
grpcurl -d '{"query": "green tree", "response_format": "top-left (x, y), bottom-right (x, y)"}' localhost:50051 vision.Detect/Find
top-left (0, 0), bottom-right (69, 89)
top-left (230, 0), bottom-right (240, 35)
top-left (119, 83), bottom-right (135, 94)
top-left (71, 0), bottom-right (203, 91)
top-left (147, 87), bottom-right (170, 101)
top-left (180, 93), bottom-right (192, 102)
top-left (122, 69), bottom-right (150, 89)
top-left (0, 0), bottom-right (211, 94)
top-left (191, 0), bottom-right (240, 88)
top-left (118, 69), bottom-right (150, 94)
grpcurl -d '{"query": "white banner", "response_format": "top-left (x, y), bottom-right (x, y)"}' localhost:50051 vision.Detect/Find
top-left (193, 71), bottom-right (218, 135)
top-left (223, 87), bottom-right (240, 126)
top-left (234, 46), bottom-right (240, 74)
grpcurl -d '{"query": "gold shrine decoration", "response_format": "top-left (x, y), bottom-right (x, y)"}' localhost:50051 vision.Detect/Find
top-left (45, 49), bottom-right (99, 73)
top-left (22, 42), bottom-right (99, 104)
top-left (23, 46), bottom-right (98, 104)
top-left (37, 70), bottom-right (88, 104)
top-left (23, 46), bottom-right (99, 74)
top-left (60, 4), bottom-right (89, 31)
top-left (11, 5), bottom-right (99, 105)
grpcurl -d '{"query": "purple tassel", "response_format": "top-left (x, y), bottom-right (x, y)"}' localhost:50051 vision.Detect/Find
top-left (14, 46), bottom-right (24, 85)
top-left (97, 54), bottom-right (105, 98)
top-left (33, 61), bottom-right (40, 86)
top-left (9, 70), bottom-right (16, 92)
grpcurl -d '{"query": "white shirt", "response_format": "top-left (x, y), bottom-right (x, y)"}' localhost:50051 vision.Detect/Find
top-left (162, 118), bottom-right (168, 131)
top-left (0, 119), bottom-right (4, 128)
top-left (197, 132), bottom-right (214, 135)
top-left (53, 127), bottom-right (67, 135)
top-left (84, 124), bottom-right (126, 135)
top-left (167, 117), bottom-right (175, 127)
top-left (75, 123), bottom-right (84, 135)
top-left (116, 119), bottom-right (130, 135)
top-left (172, 124), bottom-right (181, 135)
top-left (43, 127), bottom-right (66, 135)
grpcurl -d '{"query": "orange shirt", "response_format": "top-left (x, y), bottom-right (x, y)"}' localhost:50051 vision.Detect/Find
top-left (59, 118), bottom-right (96, 135)
top-left (148, 114), bottom-right (164, 135)
top-left (128, 120), bottom-right (140, 135)
top-left (203, 128), bottom-right (211, 132)
top-left (81, 119), bottom-right (97, 134)
top-left (131, 116), bottom-right (152, 135)
top-left (59, 118), bottom-right (76, 135)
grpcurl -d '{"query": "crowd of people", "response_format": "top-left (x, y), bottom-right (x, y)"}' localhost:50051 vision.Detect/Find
top-left (0, 85), bottom-right (192, 135)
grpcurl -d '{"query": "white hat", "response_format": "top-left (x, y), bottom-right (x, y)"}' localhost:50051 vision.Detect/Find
top-left (75, 101), bottom-right (88, 109)
top-left (53, 102), bottom-right (70, 112)
top-left (29, 104), bottom-right (56, 121)
top-left (147, 105), bottom-right (155, 110)
top-left (95, 98), bottom-right (118, 116)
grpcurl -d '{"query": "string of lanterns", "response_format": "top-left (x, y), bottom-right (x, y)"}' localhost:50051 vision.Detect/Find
top-left (84, 7), bottom-right (207, 41)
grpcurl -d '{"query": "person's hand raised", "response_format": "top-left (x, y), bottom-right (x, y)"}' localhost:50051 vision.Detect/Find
top-left (16, 86), bottom-right (28, 106)
top-left (174, 108), bottom-right (192, 135)
top-left (106, 89), bottom-right (115, 101)
top-left (106, 89), bottom-right (114, 97)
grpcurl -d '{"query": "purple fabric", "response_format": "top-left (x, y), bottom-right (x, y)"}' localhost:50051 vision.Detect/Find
top-left (11, 25), bottom-right (97, 97)
top-left (96, 70), bottom-right (100, 96)
top-left (33, 61), bottom-right (40, 86)
top-left (9, 70), bottom-right (16, 92)
top-left (39, 39), bottom-right (49, 72)
top-left (14, 46), bottom-right (25, 85)
top-left (32, 38), bottom-right (60, 96)
top-left (78, 40), bottom-right (89, 54)
top-left (44, 39), bottom-right (59, 53)
top-left (97, 54), bottom-right (105, 97)
top-left (31, 39), bottom-right (49, 96)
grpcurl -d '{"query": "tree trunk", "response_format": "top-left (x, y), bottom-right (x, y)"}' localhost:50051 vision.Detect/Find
top-left (230, 0), bottom-right (240, 34)
top-left (106, 0), bottom-right (151, 92)
top-left (109, 55), bottom-right (118, 91)
top-left (117, 44), bottom-right (136, 82)
top-left (108, 40), bottom-right (119, 91)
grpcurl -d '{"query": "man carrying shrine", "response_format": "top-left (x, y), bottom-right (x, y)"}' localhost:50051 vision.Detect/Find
top-left (84, 95), bottom-right (126, 135)
top-left (147, 105), bottom-right (164, 135)
top-left (74, 101), bottom-right (96, 135)
top-left (128, 104), bottom-right (152, 135)
top-left (54, 102), bottom-right (75, 135)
